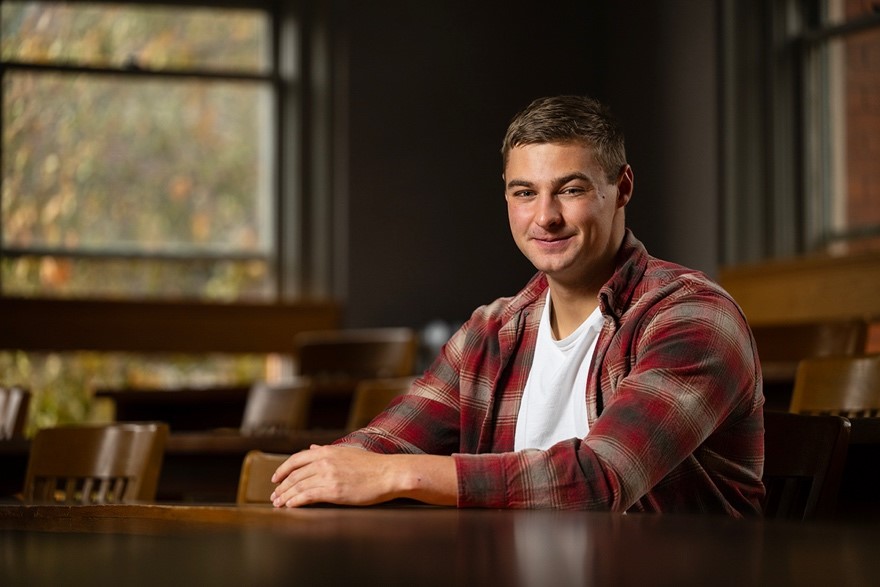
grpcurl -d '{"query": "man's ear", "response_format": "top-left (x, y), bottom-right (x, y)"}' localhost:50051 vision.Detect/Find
top-left (616, 165), bottom-right (634, 207)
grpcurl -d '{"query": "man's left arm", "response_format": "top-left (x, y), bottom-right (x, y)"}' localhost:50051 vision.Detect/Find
top-left (455, 288), bottom-right (763, 510)
top-left (270, 444), bottom-right (458, 507)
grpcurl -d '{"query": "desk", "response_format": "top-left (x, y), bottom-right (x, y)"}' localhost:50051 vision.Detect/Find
top-left (94, 386), bottom-right (252, 431)
top-left (1, 504), bottom-right (878, 586)
top-left (95, 383), bottom-right (356, 431)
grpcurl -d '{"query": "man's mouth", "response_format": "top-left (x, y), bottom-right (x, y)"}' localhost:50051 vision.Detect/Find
top-left (532, 234), bottom-right (570, 243)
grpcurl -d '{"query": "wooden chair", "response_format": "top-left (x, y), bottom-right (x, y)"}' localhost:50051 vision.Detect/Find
top-left (294, 328), bottom-right (418, 428)
top-left (236, 450), bottom-right (289, 504)
top-left (294, 327), bottom-right (418, 379)
top-left (789, 354), bottom-right (880, 418)
top-left (752, 319), bottom-right (868, 410)
top-left (22, 422), bottom-right (169, 504)
top-left (346, 376), bottom-right (414, 431)
top-left (0, 385), bottom-right (30, 440)
top-left (752, 319), bottom-right (868, 379)
top-left (240, 379), bottom-right (314, 436)
top-left (761, 411), bottom-right (851, 520)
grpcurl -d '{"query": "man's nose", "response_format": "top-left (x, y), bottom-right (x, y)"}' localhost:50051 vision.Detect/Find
top-left (535, 193), bottom-right (562, 227)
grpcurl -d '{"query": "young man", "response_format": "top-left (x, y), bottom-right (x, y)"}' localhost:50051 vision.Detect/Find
top-left (271, 95), bottom-right (765, 516)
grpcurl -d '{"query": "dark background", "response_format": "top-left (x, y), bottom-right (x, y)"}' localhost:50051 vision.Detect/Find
top-left (334, 1), bottom-right (717, 329)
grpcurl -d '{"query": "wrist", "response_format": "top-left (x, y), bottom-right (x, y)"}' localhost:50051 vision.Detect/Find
top-left (390, 454), bottom-right (458, 506)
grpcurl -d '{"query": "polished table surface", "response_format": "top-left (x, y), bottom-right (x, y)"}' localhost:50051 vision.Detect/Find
top-left (2, 503), bottom-right (878, 586)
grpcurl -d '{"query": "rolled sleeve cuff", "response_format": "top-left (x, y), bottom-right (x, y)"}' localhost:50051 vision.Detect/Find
top-left (454, 452), bottom-right (515, 508)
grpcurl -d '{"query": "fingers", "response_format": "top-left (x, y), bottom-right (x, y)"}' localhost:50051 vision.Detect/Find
top-left (271, 444), bottom-right (324, 483)
top-left (274, 478), bottom-right (335, 508)
top-left (271, 445), bottom-right (347, 507)
top-left (270, 447), bottom-right (321, 504)
top-left (269, 445), bottom-right (379, 508)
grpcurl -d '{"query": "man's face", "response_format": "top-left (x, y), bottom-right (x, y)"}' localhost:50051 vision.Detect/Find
top-left (504, 141), bottom-right (632, 291)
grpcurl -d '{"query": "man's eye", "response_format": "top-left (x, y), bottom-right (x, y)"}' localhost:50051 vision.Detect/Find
top-left (513, 190), bottom-right (535, 198)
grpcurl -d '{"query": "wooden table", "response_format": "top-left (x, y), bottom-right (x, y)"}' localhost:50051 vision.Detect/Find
top-left (2, 503), bottom-right (878, 586)
top-left (94, 385), bottom-right (252, 431)
top-left (95, 381), bottom-right (360, 431)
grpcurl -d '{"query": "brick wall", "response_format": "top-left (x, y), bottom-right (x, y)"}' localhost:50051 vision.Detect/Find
top-left (844, 1), bottom-right (880, 240)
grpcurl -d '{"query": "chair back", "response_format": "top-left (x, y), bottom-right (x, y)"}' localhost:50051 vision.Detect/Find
top-left (790, 354), bottom-right (880, 418)
top-left (240, 379), bottom-right (313, 436)
top-left (0, 386), bottom-right (30, 440)
top-left (23, 422), bottom-right (169, 504)
top-left (761, 411), bottom-right (850, 520)
top-left (236, 450), bottom-right (289, 504)
top-left (753, 319), bottom-right (868, 371)
top-left (346, 376), bottom-right (414, 431)
top-left (294, 328), bottom-right (418, 380)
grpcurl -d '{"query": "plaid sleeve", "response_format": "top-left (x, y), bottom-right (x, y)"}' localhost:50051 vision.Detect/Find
top-left (332, 321), bottom-right (469, 456)
top-left (455, 282), bottom-right (763, 513)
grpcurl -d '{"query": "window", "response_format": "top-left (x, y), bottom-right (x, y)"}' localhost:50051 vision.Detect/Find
top-left (803, 0), bottom-right (880, 254)
top-left (0, 1), bottom-right (339, 433)
top-left (720, 0), bottom-right (880, 264)
top-left (1, 0), bottom-right (291, 302)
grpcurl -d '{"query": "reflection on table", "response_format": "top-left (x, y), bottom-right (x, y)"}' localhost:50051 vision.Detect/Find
top-left (1, 503), bottom-right (878, 586)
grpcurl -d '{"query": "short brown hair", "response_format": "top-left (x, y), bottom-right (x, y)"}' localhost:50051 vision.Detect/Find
top-left (501, 95), bottom-right (627, 183)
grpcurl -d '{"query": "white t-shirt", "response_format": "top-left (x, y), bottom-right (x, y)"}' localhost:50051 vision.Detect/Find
top-left (514, 292), bottom-right (603, 451)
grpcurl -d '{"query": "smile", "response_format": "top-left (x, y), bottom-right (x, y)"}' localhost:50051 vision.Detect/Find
top-left (531, 235), bottom-right (572, 249)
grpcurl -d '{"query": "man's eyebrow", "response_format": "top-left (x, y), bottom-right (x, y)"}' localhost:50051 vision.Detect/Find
top-left (505, 172), bottom-right (591, 191)
top-left (505, 178), bottom-right (534, 190)
top-left (556, 172), bottom-right (591, 185)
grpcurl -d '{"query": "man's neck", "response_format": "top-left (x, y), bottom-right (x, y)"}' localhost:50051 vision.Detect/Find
top-left (546, 226), bottom-right (624, 339)
top-left (547, 286), bottom-right (600, 340)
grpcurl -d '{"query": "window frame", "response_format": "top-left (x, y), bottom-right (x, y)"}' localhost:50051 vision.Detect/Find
top-left (800, 3), bottom-right (880, 252)
top-left (720, 0), bottom-right (880, 265)
top-left (0, 0), bottom-right (336, 303)
top-left (0, 0), bottom-right (340, 354)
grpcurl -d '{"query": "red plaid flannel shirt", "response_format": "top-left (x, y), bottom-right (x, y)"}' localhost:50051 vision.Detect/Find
top-left (336, 230), bottom-right (765, 515)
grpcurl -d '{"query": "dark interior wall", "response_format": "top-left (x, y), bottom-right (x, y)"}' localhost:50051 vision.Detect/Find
top-left (598, 1), bottom-right (719, 277)
top-left (334, 1), bottom-right (718, 330)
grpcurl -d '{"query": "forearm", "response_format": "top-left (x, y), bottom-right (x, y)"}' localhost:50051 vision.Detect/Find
top-left (388, 454), bottom-right (458, 506)
top-left (272, 445), bottom-right (458, 507)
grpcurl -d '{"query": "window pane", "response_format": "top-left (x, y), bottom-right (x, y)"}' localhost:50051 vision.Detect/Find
top-left (823, 0), bottom-right (880, 26)
top-left (842, 27), bottom-right (880, 240)
top-left (0, 1), bottom-right (270, 73)
top-left (823, 25), bottom-right (880, 251)
top-left (1, 255), bottom-right (274, 301)
top-left (3, 71), bottom-right (274, 257)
